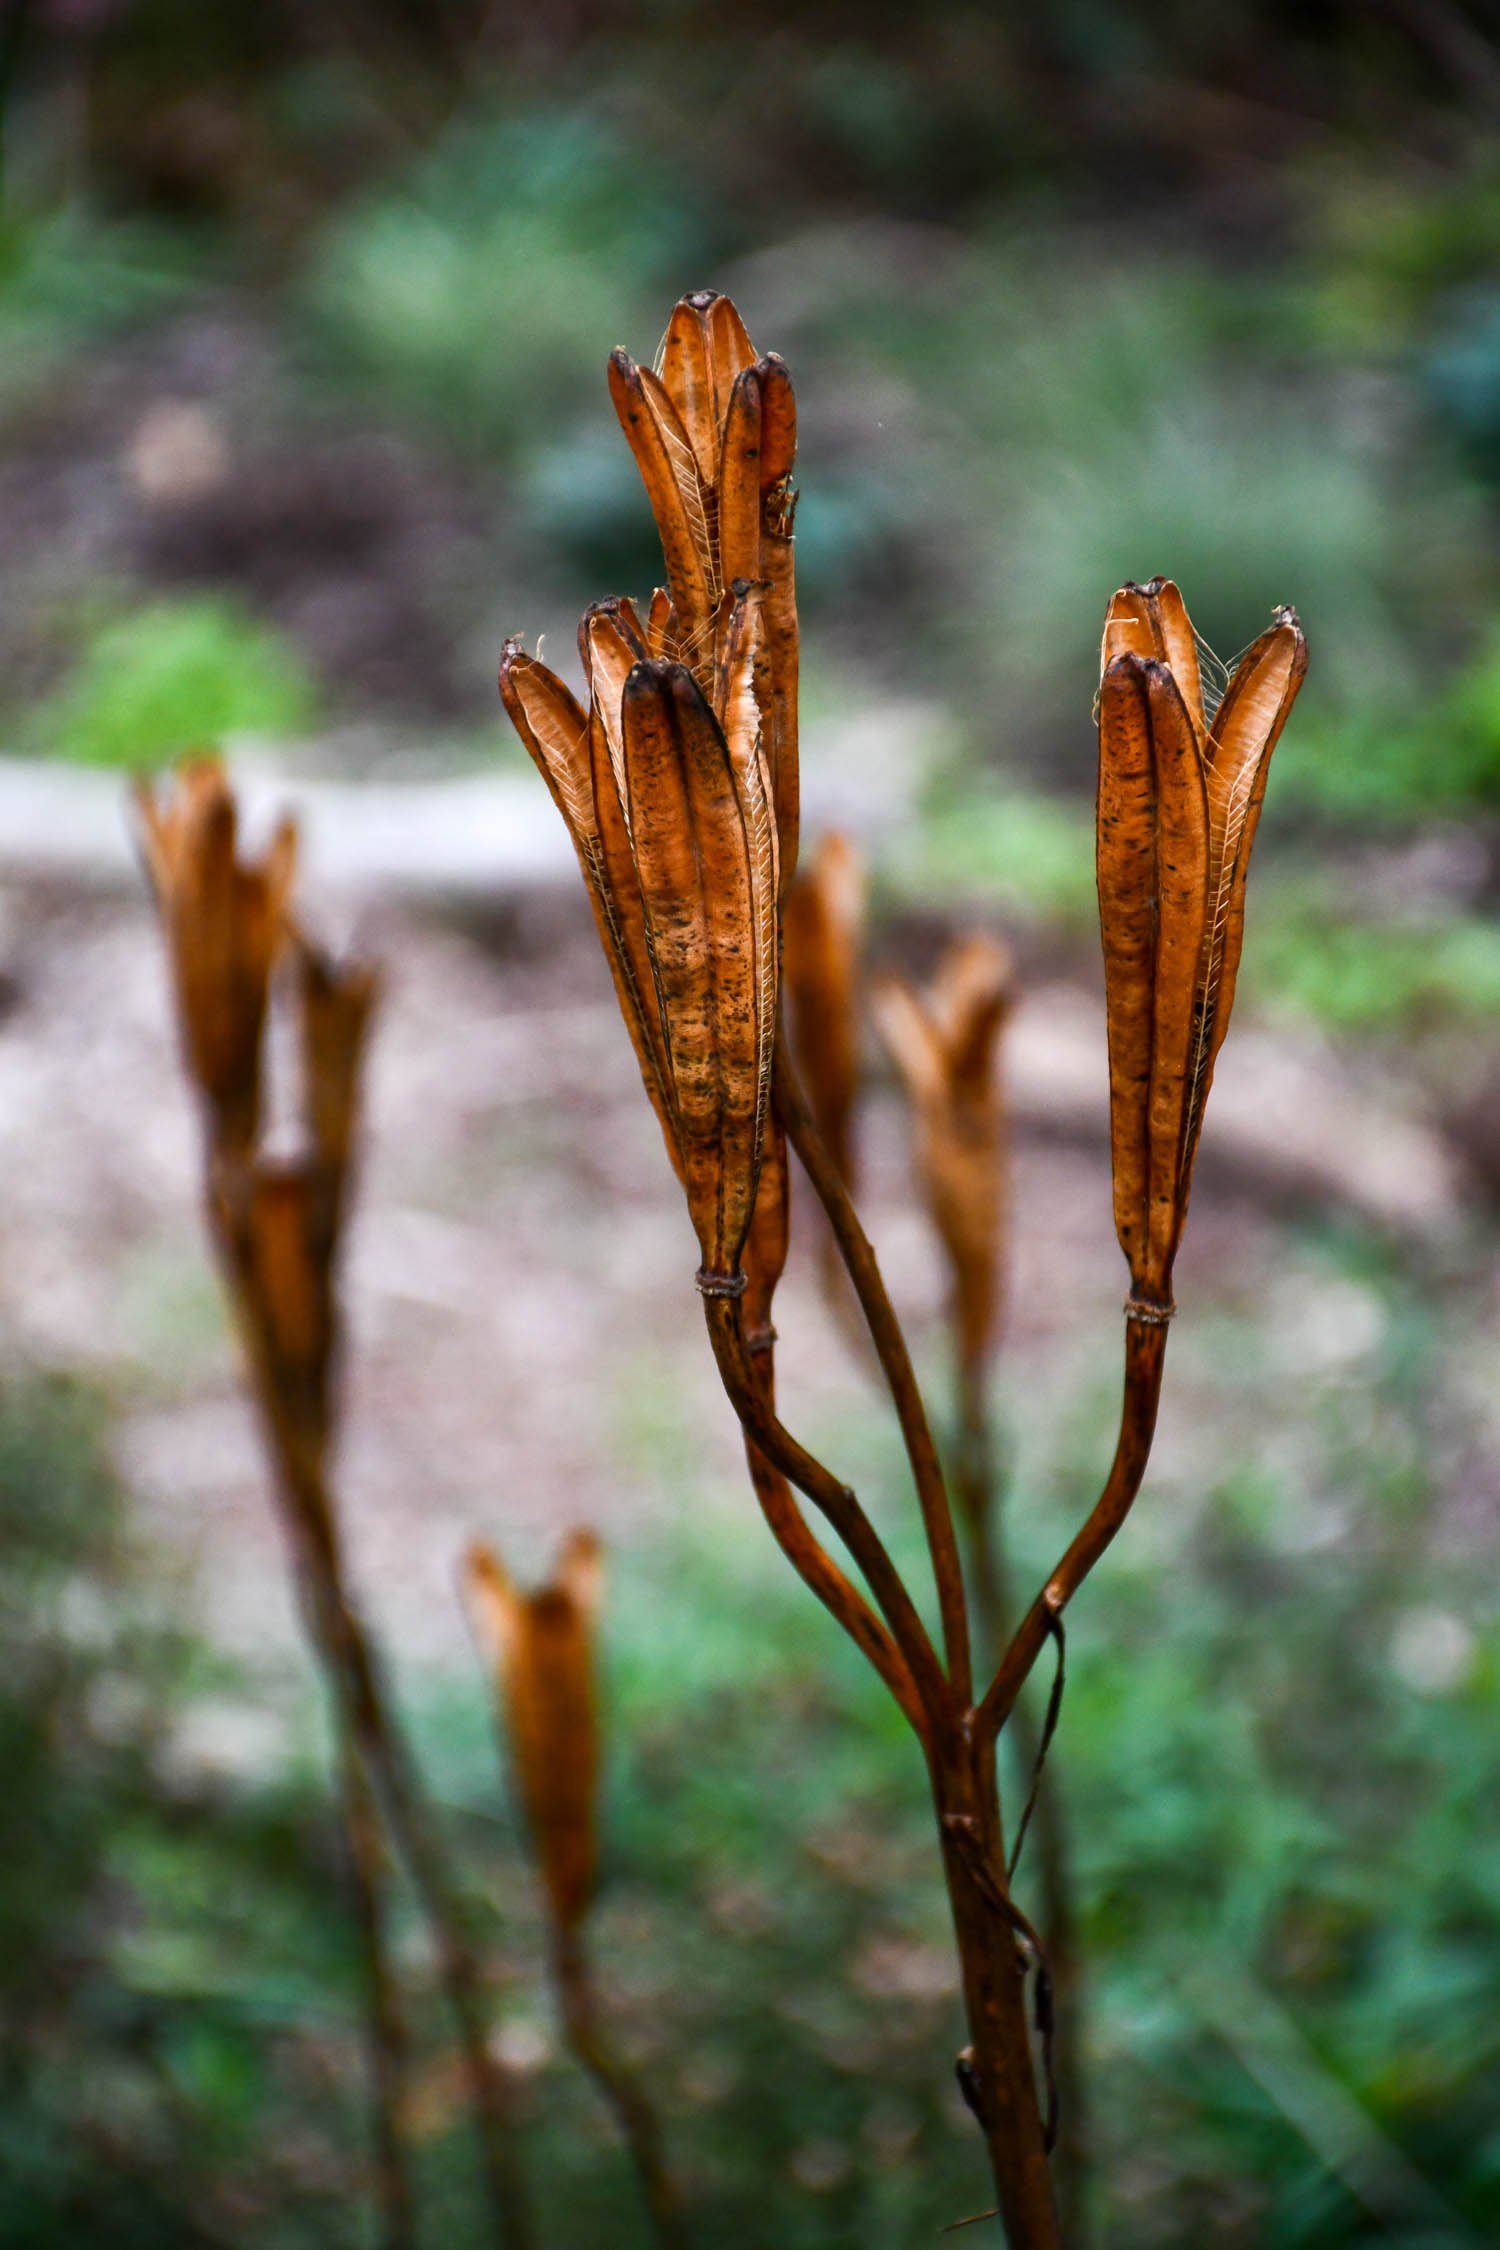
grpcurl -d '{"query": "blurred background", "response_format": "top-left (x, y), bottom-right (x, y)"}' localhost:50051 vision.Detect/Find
top-left (2, 2), bottom-right (1499, 2243)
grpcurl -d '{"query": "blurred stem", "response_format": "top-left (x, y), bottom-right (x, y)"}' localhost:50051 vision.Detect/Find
top-left (210, 1194), bottom-right (534, 2250)
top-left (550, 1925), bottom-right (688, 2250)
top-left (774, 1026), bottom-right (973, 1704)
top-left (977, 1316), bottom-right (1168, 1746)
top-left (340, 1742), bottom-right (417, 2250)
top-left (955, 1360), bottom-right (1088, 2243)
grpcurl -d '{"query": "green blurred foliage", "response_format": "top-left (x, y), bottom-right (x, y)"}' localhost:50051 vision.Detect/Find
top-left (297, 106), bottom-right (709, 463)
top-left (29, 595), bottom-right (321, 768)
top-left (0, 209), bottom-right (199, 420)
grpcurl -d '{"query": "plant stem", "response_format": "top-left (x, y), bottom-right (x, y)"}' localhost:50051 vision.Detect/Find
top-left (739, 1426), bottom-right (926, 1734)
top-left (551, 1926), bottom-right (689, 2250)
top-left (701, 1290), bottom-right (948, 1725)
top-left (929, 1721), bottom-right (1064, 2248)
top-left (706, 1291), bottom-right (1063, 2238)
top-left (955, 1371), bottom-right (1088, 2242)
top-left (213, 1205), bottom-right (534, 2250)
top-left (276, 1432), bottom-right (534, 2250)
top-left (340, 1742), bottom-right (418, 2250)
top-left (977, 1315), bottom-right (1168, 1746)
top-left (774, 1029), bottom-right (973, 1702)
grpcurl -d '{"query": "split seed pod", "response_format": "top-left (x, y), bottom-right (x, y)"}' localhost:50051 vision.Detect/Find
top-left (501, 613), bottom-right (777, 1281)
top-left (465, 1532), bottom-right (602, 1935)
top-left (607, 291), bottom-right (799, 890)
top-left (503, 293), bottom-right (797, 1289)
top-left (133, 756), bottom-right (296, 1152)
top-left (1097, 578), bottom-right (1307, 1309)
top-left (873, 935), bottom-right (1015, 1386)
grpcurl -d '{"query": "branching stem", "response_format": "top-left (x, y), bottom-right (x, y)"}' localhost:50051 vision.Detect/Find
top-left (773, 1027), bottom-right (973, 1701)
top-left (977, 1316), bottom-right (1168, 1747)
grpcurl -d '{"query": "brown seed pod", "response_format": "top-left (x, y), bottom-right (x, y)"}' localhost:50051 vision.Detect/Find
top-left (1096, 582), bottom-right (1307, 1308)
top-left (503, 299), bottom-right (795, 1285)
top-left (873, 934), bottom-right (1015, 1386)
top-left (465, 1532), bottom-right (602, 1936)
top-left (294, 933), bottom-right (380, 1216)
top-left (608, 350), bottom-right (718, 683)
top-left (500, 639), bottom-right (683, 1179)
top-left (659, 289), bottom-right (758, 489)
top-left (241, 1159), bottom-right (336, 1453)
top-left (622, 660), bottom-right (771, 1280)
top-left (133, 756), bottom-right (296, 1152)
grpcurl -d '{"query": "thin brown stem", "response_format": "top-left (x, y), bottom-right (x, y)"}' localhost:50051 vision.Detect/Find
top-left (955, 1363), bottom-right (1088, 2243)
top-left (214, 1209), bottom-right (534, 2250)
top-left (340, 1743), bottom-right (417, 2250)
top-left (551, 1926), bottom-right (688, 2250)
top-left (775, 1028), bottom-right (972, 1699)
top-left (741, 1431), bottom-right (927, 1736)
top-left (269, 1417), bottom-right (533, 2250)
top-left (702, 1291), bottom-right (949, 1728)
top-left (930, 1721), bottom-right (1064, 2248)
top-left (977, 1315), bottom-right (1168, 1747)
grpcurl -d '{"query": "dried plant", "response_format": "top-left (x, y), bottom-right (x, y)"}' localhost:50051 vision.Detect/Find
top-left (466, 1533), bottom-right (687, 2250)
top-left (872, 931), bottom-right (1016, 1460)
top-left (503, 301), bottom-right (1308, 2245)
top-left (135, 758), bottom-right (534, 2250)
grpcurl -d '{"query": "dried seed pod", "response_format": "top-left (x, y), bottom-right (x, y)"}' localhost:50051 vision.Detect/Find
top-left (500, 640), bottom-right (683, 1177)
top-left (465, 1532), bottom-right (602, 1935)
top-left (608, 350), bottom-right (719, 682)
top-left (133, 756), bottom-right (296, 1151)
top-left (754, 353), bottom-right (799, 887)
top-left (660, 289), bottom-right (757, 489)
top-left (622, 660), bottom-right (771, 1280)
top-left (1097, 581), bottom-right (1307, 1310)
top-left (504, 298), bottom-right (795, 1285)
top-left (783, 832), bottom-right (865, 1189)
top-left (295, 933), bottom-right (380, 1213)
top-left (873, 934), bottom-right (1015, 1385)
top-left (612, 299), bottom-right (798, 885)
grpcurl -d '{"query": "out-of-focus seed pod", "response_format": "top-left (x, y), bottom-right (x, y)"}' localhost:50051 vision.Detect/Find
top-left (783, 832), bottom-right (865, 1190)
top-left (241, 1160), bottom-right (336, 1454)
top-left (133, 756), bottom-right (296, 1152)
top-left (873, 934), bottom-right (1015, 1388)
top-left (296, 934), bottom-right (380, 1221)
top-left (465, 1532), bottom-right (602, 1936)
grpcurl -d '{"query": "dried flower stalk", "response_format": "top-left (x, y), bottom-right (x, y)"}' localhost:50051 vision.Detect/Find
top-left (136, 759), bottom-right (533, 2250)
top-left (466, 1533), bottom-right (687, 2250)
top-left (503, 300), bottom-right (1307, 2247)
